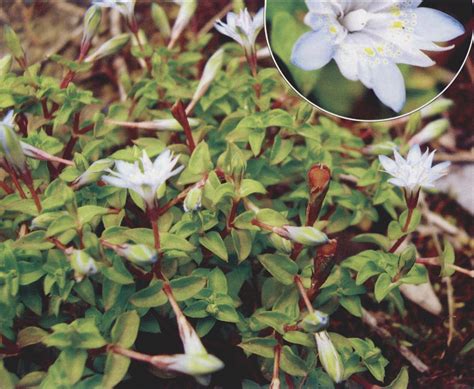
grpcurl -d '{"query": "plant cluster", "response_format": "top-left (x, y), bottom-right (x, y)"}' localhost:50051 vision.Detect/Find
top-left (0, 1), bottom-right (466, 388)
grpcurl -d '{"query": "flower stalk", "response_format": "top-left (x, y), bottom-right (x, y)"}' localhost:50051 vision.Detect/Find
top-left (171, 99), bottom-right (196, 153)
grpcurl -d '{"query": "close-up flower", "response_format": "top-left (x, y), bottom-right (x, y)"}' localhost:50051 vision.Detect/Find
top-left (290, 0), bottom-right (465, 113)
top-left (102, 149), bottom-right (183, 209)
top-left (94, 0), bottom-right (135, 25)
top-left (379, 144), bottom-right (450, 195)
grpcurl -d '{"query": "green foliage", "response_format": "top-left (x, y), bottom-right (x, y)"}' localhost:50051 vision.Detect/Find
top-left (0, 2), bottom-right (457, 387)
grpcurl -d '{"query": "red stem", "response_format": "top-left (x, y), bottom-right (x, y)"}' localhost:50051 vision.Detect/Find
top-left (171, 100), bottom-right (196, 153)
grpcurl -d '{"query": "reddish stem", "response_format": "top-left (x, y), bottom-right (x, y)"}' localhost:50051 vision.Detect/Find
top-left (171, 100), bottom-right (196, 153)
top-left (1, 162), bottom-right (27, 199)
top-left (0, 181), bottom-right (14, 195)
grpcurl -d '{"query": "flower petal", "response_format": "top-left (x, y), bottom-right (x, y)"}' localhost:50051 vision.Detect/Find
top-left (414, 8), bottom-right (465, 42)
top-left (378, 155), bottom-right (398, 174)
top-left (371, 61), bottom-right (406, 112)
top-left (291, 30), bottom-right (336, 71)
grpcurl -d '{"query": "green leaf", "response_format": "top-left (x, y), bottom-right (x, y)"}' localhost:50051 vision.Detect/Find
top-left (374, 273), bottom-right (398, 302)
top-left (199, 231), bottom-right (228, 261)
top-left (102, 353), bottom-right (130, 388)
top-left (440, 239), bottom-right (455, 277)
top-left (102, 257), bottom-right (134, 285)
top-left (280, 345), bottom-right (308, 376)
top-left (239, 179), bottom-right (266, 197)
top-left (231, 228), bottom-right (252, 262)
top-left (258, 253), bottom-right (298, 285)
top-left (12, 231), bottom-right (54, 250)
top-left (208, 268), bottom-right (228, 294)
top-left (239, 337), bottom-right (277, 358)
top-left (283, 331), bottom-right (315, 347)
top-left (215, 304), bottom-right (240, 323)
top-left (77, 205), bottom-right (111, 225)
top-left (352, 234), bottom-right (391, 250)
top-left (46, 214), bottom-right (76, 236)
top-left (253, 311), bottom-right (291, 334)
top-left (111, 311), bottom-right (140, 348)
top-left (17, 327), bottom-right (48, 348)
top-left (384, 366), bottom-right (409, 389)
top-left (130, 281), bottom-right (165, 308)
top-left (170, 276), bottom-right (206, 301)
top-left (339, 296), bottom-right (362, 317)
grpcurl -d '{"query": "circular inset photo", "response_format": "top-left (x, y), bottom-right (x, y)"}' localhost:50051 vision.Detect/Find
top-left (265, 0), bottom-right (472, 121)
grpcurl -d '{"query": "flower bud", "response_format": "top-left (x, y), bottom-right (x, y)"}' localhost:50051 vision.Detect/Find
top-left (0, 111), bottom-right (27, 173)
top-left (301, 310), bottom-right (329, 333)
top-left (106, 118), bottom-right (200, 131)
top-left (314, 331), bottom-right (344, 383)
top-left (150, 353), bottom-right (224, 384)
top-left (169, 0), bottom-right (197, 48)
top-left (151, 3), bottom-right (171, 39)
top-left (284, 226), bottom-right (328, 246)
top-left (269, 232), bottom-right (292, 254)
top-left (71, 158), bottom-right (114, 189)
top-left (85, 33), bottom-right (130, 63)
top-left (408, 119), bottom-right (450, 147)
top-left (82, 6), bottom-right (102, 47)
top-left (421, 98), bottom-right (453, 119)
top-left (69, 250), bottom-right (98, 282)
top-left (183, 187), bottom-right (202, 212)
top-left (3, 25), bottom-right (25, 65)
top-left (117, 244), bottom-right (157, 265)
top-left (189, 48), bottom-right (224, 112)
top-left (21, 142), bottom-right (74, 166)
top-left (0, 54), bottom-right (12, 76)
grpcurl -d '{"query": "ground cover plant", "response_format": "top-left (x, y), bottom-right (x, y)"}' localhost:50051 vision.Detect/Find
top-left (0, 1), bottom-right (472, 388)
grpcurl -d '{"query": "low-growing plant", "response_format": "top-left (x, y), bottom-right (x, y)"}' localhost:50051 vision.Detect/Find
top-left (0, 1), bottom-right (469, 388)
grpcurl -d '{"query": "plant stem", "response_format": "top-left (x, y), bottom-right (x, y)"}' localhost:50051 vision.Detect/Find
top-left (109, 344), bottom-right (153, 364)
top-left (294, 276), bottom-right (314, 314)
top-left (389, 190), bottom-right (419, 253)
top-left (269, 343), bottom-right (281, 389)
top-left (171, 100), bottom-right (196, 153)
top-left (416, 257), bottom-right (474, 278)
top-left (1, 162), bottom-right (27, 199)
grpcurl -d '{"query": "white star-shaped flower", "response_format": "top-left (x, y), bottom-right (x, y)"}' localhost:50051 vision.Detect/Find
top-left (291, 0), bottom-right (465, 112)
top-left (379, 144), bottom-right (450, 195)
top-left (103, 149), bottom-right (183, 209)
top-left (93, 0), bottom-right (135, 23)
top-left (215, 8), bottom-right (264, 56)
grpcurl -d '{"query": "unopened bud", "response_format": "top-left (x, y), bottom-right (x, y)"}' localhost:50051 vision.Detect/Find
top-left (85, 33), bottom-right (130, 63)
top-left (3, 25), bottom-right (25, 65)
top-left (0, 111), bottom-right (27, 173)
top-left (106, 117), bottom-right (200, 131)
top-left (71, 158), bottom-right (114, 189)
top-left (408, 119), bottom-right (450, 147)
top-left (421, 98), bottom-right (453, 119)
top-left (21, 142), bottom-right (74, 166)
top-left (314, 331), bottom-right (344, 383)
top-left (69, 249), bottom-right (98, 282)
top-left (184, 187), bottom-right (202, 212)
top-left (269, 232), bottom-right (292, 254)
top-left (117, 244), bottom-right (157, 265)
top-left (301, 310), bottom-right (329, 333)
top-left (217, 143), bottom-right (247, 180)
top-left (169, 0), bottom-right (197, 48)
top-left (284, 226), bottom-right (328, 246)
top-left (150, 353), bottom-right (224, 384)
top-left (0, 54), bottom-right (12, 76)
top-left (151, 3), bottom-right (171, 39)
top-left (82, 6), bottom-right (102, 47)
top-left (189, 49), bottom-right (224, 111)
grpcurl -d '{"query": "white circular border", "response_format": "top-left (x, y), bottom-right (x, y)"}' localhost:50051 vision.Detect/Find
top-left (263, 1), bottom-right (473, 123)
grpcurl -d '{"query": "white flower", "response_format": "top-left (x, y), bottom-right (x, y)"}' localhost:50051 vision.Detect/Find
top-left (93, 0), bottom-right (135, 23)
top-left (291, 0), bottom-right (465, 112)
top-left (379, 144), bottom-right (450, 194)
top-left (102, 149), bottom-right (183, 209)
top-left (168, 0), bottom-right (197, 48)
top-left (215, 8), bottom-right (264, 56)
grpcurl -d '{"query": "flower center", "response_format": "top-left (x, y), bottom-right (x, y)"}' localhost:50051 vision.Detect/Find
top-left (341, 9), bottom-right (369, 32)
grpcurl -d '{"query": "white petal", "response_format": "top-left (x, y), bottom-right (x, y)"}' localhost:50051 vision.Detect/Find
top-left (102, 175), bottom-right (130, 189)
top-left (291, 30), bottom-right (336, 71)
top-left (407, 144), bottom-right (422, 164)
top-left (379, 155), bottom-right (398, 174)
top-left (414, 8), bottom-right (465, 42)
top-left (371, 61), bottom-right (406, 112)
